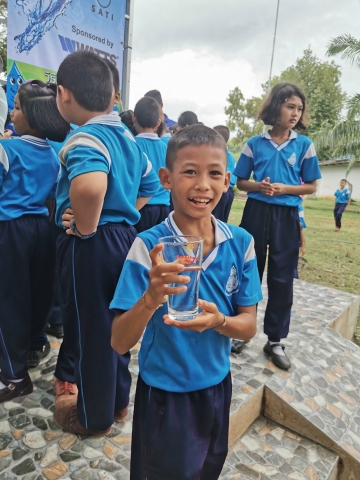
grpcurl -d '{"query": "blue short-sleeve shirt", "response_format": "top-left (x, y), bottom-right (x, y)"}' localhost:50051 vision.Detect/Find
top-left (0, 136), bottom-right (59, 221)
top-left (334, 188), bottom-right (350, 204)
top-left (110, 212), bottom-right (263, 393)
top-left (227, 150), bottom-right (237, 188)
top-left (55, 114), bottom-right (159, 227)
top-left (234, 131), bottom-right (322, 207)
top-left (135, 133), bottom-right (170, 206)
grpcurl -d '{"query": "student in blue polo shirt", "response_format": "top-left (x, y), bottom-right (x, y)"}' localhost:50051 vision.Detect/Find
top-left (212, 125), bottom-right (236, 222)
top-left (52, 51), bottom-right (158, 436)
top-left (334, 179), bottom-right (351, 231)
top-left (111, 125), bottom-right (262, 480)
top-left (234, 82), bottom-right (321, 370)
top-left (0, 80), bottom-right (70, 402)
top-left (133, 96), bottom-right (171, 232)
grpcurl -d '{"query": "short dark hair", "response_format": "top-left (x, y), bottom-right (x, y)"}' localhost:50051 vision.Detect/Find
top-left (166, 124), bottom-right (226, 171)
top-left (104, 59), bottom-right (120, 93)
top-left (18, 80), bottom-right (70, 142)
top-left (57, 51), bottom-right (113, 111)
top-left (144, 89), bottom-right (162, 105)
top-left (213, 125), bottom-right (230, 143)
top-left (178, 111), bottom-right (198, 128)
top-left (258, 82), bottom-right (309, 130)
top-left (134, 97), bottom-right (160, 129)
top-left (120, 109), bottom-right (134, 130)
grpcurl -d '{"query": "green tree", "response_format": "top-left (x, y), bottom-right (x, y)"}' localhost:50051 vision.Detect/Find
top-left (313, 35), bottom-right (360, 174)
top-left (0, 0), bottom-right (7, 73)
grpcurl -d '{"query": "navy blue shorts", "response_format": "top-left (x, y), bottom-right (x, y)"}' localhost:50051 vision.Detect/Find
top-left (131, 372), bottom-right (232, 480)
top-left (135, 204), bottom-right (171, 233)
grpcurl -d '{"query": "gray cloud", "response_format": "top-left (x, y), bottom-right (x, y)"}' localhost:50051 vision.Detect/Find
top-left (132, 0), bottom-right (360, 94)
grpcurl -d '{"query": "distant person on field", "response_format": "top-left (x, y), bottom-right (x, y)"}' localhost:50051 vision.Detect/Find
top-left (212, 125), bottom-right (236, 222)
top-left (333, 179), bottom-right (351, 232)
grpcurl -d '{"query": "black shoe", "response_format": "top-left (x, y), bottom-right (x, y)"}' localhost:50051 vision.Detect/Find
top-left (45, 323), bottom-right (64, 338)
top-left (27, 341), bottom-right (51, 369)
top-left (263, 341), bottom-right (291, 370)
top-left (231, 339), bottom-right (246, 354)
top-left (0, 373), bottom-right (33, 403)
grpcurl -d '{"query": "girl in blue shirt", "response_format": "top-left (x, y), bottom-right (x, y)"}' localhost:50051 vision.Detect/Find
top-left (234, 82), bottom-right (321, 370)
top-left (0, 80), bottom-right (70, 402)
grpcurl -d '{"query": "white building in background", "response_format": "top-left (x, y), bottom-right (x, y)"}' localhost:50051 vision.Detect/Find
top-left (317, 159), bottom-right (360, 201)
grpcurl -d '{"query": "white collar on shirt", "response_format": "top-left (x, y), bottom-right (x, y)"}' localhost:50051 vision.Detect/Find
top-left (136, 133), bottom-right (160, 140)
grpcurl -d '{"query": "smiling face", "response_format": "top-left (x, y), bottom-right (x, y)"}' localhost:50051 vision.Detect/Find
top-left (278, 95), bottom-right (304, 130)
top-left (10, 93), bottom-right (31, 136)
top-left (160, 144), bottom-right (230, 221)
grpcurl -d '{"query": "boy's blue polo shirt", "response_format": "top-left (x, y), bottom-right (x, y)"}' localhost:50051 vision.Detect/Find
top-left (55, 114), bottom-right (159, 227)
top-left (135, 133), bottom-right (170, 206)
top-left (227, 149), bottom-right (236, 188)
top-left (160, 133), bottom-right (171, 146)
top-left (334, 188), bottom-right (350, 204)
top-left (0, 136), bottom-right (59, 221)
top-left (234, 131), bottom-right (321, 207)
top-left (110, 212), bottom-right (263, 393)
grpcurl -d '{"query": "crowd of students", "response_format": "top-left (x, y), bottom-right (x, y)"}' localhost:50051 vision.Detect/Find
top-left (1, 48), bottom-right (346, 479)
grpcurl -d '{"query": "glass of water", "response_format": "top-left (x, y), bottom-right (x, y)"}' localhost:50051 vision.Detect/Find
top-left (159, 235), bottom-right (203, 321)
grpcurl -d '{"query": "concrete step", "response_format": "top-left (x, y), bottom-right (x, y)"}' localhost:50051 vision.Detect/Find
top-left (222, 416), bottom-right (339, 480)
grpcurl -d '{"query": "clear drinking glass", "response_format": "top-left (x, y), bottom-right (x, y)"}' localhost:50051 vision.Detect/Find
top-left (159, 235), bottom-right (203, 320)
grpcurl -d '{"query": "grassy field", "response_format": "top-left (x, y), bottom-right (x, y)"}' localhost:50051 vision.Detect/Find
top-left (228, 196), bottom-right (360, 344)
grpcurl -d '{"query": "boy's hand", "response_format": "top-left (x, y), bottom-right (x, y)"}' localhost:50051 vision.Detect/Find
top-left (271, 183), bottom-right (287, 195)
top-left (300, 246), bottom-right (306, 256)
top-left (163, 299), bottom-right (222, 333)
top-left (145, 244), bottom-right (190, 310)
top-left (259, 177), bottom-right (274, 196)
top-left (62, 208), bottom-right (75, 235)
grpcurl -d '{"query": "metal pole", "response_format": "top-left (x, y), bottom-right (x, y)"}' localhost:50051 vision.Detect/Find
top-left (121, 0), bottom-right (134, 111)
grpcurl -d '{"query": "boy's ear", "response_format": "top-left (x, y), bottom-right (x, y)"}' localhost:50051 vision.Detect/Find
top-left (223, 171), bottom-right (231, 193)
top-left (114, 91), bottom-right (121, 104)
top-left (155, 118), bottom-right (161, 130)
top-left (57, 85), bottom-right (71, 104)
top-left (159, 167), bottom-right (172, 190)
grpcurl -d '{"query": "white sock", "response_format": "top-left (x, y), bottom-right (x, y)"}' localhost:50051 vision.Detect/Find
top-left (269, 341), bottom-right (285, 356)
top-left (0, 378), bottom-right (23, 390)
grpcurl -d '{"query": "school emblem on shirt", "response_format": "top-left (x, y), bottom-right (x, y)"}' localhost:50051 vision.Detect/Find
top-left (226, 265), bottom-right (239, 295)
top-left (287, 153), bottom-right (296, 167)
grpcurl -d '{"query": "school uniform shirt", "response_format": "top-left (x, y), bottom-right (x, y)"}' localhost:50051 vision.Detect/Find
top-left (334, 188), bottom-right (351, 204)
top-left (55, 114), bottom-right (159, 228)
top-left (227, 149), bottom-right (236, 188)
top-left (110, 212), bottom-right (263, 393)
top-left (298, 203), bottom-right (306, 229)
top-left (136, 133), bottom-right (170, 206)
top-left (160, 133), bottom-right (171, 146)
top-left (234, 131), bottom-right (322, 207)
top-left (0, 136), bottom-right (59, 221)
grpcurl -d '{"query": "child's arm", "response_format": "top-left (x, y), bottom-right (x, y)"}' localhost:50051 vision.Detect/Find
top-left (345, 196), bottom-right (351, 211)
top-left (237, 177), bottom-right (274, 196)
top-left (69, 171), bottom-right (107, 235)
top-left (163, 302), bottom-right (257, 341)
top-left (136, 197), bottom-right (151, 211)
top-left (271, 181), bottom-right (317, 196)
top-left (111, 244), bottom-right (189, 355)
top-left (299, 224), bottom-right (306, 256)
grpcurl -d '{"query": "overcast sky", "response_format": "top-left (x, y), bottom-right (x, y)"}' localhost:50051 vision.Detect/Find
top-left (128, 0), bottom-right (360, 128)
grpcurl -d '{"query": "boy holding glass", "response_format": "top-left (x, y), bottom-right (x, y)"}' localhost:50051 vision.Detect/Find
top-left (111, 125), bottom-right (262, 480)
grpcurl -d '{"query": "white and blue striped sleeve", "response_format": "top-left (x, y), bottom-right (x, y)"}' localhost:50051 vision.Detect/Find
top-left (59, 133), bottom-right (111, 181)
top-left (300, 142), bottom-right (322, 182)
top-left (0, 144), bottom-right (9, 189)
top-left (138, 152), bottom-right (160, 198)
top-left (236, 236), bottom-right (263, 306)
top-left (110, 237), bottom-right (151, 311)
top-left (233, 142), bottom-right (254, 180)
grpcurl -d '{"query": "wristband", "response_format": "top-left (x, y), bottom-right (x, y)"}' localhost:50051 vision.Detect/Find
top-left (210, 313), bottom-right (226, 330)
top-left (70, 220), bottom-right (97, 240)
top-left (142, 291), bottom-right (163, 311)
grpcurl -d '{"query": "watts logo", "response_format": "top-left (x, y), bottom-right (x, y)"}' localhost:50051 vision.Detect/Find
top-left (59, 35), bottom-right (117, 66)
top-left (92, 0), bottom-right (114, 21)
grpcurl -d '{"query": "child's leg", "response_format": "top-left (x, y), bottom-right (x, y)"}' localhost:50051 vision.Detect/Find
top-left (0, 218), bottom-right (37, 379)
top-left (334, 203), bottom-right (346, 229)
top-left (131, 373), bottom-right (231, 480)
top-left (266, 205), bottom-right (299, 341)
top-left (240, 198), bottom-right (268, 281)
top-left (55, 224), bottom-right (135, 431)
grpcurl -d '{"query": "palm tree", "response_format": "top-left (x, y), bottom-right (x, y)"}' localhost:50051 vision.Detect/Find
top-left (313, 35), bottom-right (360, 175)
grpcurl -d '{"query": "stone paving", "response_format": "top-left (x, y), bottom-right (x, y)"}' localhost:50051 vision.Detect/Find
top-left (0, 279), bottom-right (358, 479)
top-left (221, 416), bottom-right (338, 480)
